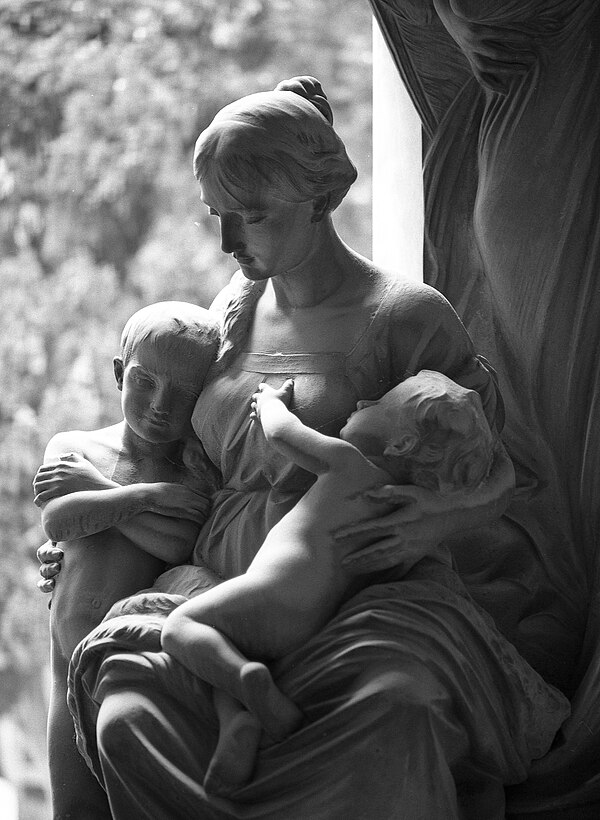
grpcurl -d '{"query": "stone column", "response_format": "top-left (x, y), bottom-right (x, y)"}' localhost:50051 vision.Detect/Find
top-left (371, 17), bottom-right (422, 280)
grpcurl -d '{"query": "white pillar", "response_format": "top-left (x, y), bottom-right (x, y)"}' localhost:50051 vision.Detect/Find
top-left (0, 778), bottom-right (19, 819)
top-left (372, 19), bottom-right (423, 280)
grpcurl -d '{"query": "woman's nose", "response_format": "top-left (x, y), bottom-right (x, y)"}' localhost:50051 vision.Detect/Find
top-left (219, 214), bottom-right (244, 254)
top-left (356, 399), bottom-right (378, 410)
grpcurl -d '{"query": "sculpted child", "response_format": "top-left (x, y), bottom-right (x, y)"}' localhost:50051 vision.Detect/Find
top-left (161, 369), bottom-right (495, 794)
top-left (33, 301), bottom-right (220, 819)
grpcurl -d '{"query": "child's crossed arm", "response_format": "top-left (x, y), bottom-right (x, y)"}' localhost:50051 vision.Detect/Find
top-left (34, 439), bottom-right (210, 564)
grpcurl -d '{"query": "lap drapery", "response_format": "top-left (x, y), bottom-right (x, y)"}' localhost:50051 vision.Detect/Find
top-left (68, 560), bottom-right (568, 820)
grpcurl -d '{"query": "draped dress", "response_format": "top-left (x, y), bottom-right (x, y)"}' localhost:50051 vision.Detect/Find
top-left (68, 271), bottom-right (569, 819)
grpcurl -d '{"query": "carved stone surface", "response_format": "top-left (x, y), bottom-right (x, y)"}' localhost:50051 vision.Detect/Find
top-left (370, 0), bottom-right (600, 813)
top-left (60, 75), bottom-right (576, 818)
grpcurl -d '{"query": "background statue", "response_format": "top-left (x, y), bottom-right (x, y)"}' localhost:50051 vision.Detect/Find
top-left (368, 0), bottom-right (600, 812)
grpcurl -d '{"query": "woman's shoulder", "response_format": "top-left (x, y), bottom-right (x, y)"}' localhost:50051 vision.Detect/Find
top-left (363, 263), bottom-right (453, 321)
top-left (209, 271), bottom-right (254, 314)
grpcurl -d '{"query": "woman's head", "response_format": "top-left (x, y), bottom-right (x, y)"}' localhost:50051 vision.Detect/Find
top-left (193, 76), bottom-right (357, 214)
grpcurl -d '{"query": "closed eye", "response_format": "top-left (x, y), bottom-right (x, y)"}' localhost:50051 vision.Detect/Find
top-left (133, 374), bottom-right (154, 388)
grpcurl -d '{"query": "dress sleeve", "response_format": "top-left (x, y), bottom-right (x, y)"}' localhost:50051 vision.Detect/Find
top-left (387, 280), bottom-right (505, 431)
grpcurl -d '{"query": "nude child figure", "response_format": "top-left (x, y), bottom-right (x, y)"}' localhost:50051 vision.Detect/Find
top-left (33, 301), bottom-right (220, 819)
top-left (161, 370), bottom-right (495, 794)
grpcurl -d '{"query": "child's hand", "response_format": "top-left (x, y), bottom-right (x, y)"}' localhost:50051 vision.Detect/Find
top-left (146, 482), bottom-right (212, 522)
top-left (33, 452), bottom-right (116, 506)
top-left (250, 379), bottom-right (294, 422)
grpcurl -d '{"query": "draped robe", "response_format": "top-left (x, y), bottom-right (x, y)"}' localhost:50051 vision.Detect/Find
top-left (369, 0), bottom-right (600, 811)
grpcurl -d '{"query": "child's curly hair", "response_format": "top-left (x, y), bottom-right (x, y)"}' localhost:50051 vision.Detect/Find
top-left (388, 371), bottom-right (495, 494)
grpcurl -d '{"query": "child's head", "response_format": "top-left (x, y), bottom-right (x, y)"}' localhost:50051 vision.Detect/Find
top-left (114, 301), bottom-right (220, 444)
top-left (340, 371), bottom-right (494, 493)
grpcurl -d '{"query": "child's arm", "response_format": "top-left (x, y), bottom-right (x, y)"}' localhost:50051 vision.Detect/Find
top-left (37, 435), bottom-right (209, 563)
top-left (251, 380), bottom-right (356, 475)
top-left (33, 441), bottom-right (119, 505)
top-left (111, 508), bottom-right (204, 565)
top-left (40, 483), bottom-right (208, 544)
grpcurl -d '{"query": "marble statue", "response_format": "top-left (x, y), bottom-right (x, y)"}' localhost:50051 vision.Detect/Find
top-left (369, 0), bottom-right (600, 813)
top-left (160, 371), bottom-right (497, 793)
top-left (39, 77), bottom-right (569, 818)
top-left (33, 302), bottom-right (221, 818)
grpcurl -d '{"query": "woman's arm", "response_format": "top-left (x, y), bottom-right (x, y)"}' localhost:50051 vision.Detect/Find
top-left (392, 281), bottom-right (503, 429)
top-left (339, 281), bottom-right (513, 574)
top-left (338, 441), bottom-right (514, 573)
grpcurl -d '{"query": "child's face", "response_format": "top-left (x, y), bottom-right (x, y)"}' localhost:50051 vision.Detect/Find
top-left (115, 338), bottom-right (210, 444)
top-left (339, 381), bottom-right (419, 459)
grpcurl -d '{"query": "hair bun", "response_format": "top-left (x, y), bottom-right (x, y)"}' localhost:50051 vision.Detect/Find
top-left (274, 76), bottom-right (333, 124)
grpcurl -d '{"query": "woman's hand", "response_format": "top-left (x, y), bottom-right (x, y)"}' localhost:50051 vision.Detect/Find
top-left (338, 443), bottom-right (515, 574)
top-left (33, 452), bottom-right (116, 506)
top-left (36, 540), bottom-right (64, 593)
top-left (145, 483), bottom-right (212, 523)
top-left (250, 379), bottom-right (294, 422)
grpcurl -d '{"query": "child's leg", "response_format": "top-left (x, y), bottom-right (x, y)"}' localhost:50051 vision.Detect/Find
top-left (48, 641), bottom-right (112, 819)
top-left (162, 617), bottom-right (302, 740)
top-left (204, 688), bottom-right (262, 795)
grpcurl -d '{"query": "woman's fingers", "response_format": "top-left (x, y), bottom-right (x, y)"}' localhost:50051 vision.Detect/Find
top-left (333, 488), bottom-right (425, 540)
top-left (39, 562), bottom-right (61, 579)
top-left (37, 541), bottom-right (63, 563)
top-left (37, 578), bottom-right (55, 594)
top-left (37, 542), bottom-right (63, 593)
top-left (363, 484), bottom-right (420, 504)
top-left (341, 535), bottom-right (406, 573)
top-left (191, 495), bottom-right (211, 518)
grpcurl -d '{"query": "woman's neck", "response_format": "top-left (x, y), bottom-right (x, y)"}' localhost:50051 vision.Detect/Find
top-left (269, 219), bottom-right (350, 309)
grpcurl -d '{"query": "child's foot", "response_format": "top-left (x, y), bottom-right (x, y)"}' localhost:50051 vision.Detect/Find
top-left (204, 708), bottom-right (262, 795)
top-left (240, 661), bottom-right (303, 741)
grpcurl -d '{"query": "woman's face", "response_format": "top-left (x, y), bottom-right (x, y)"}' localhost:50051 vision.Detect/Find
top-left (199, 176), bottom-right (315, 281)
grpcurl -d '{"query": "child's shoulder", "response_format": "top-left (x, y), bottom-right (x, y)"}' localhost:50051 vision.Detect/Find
top-left (325, 438), bottom-right (391, 485)
top-left (44, 423), bottom-right (123, 460)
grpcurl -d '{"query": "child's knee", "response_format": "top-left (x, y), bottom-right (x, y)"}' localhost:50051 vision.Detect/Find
top-left (160, 607), bottom-right (187, 656)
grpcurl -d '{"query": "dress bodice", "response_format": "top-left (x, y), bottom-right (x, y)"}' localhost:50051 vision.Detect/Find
top-left (192, 281), bottom-right (401, 493)
top-left (189, 272), bottom-right (500, 578)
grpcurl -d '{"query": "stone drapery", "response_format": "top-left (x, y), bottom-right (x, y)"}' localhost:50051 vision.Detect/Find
top-left (368, 0), bottom-right (600, 813)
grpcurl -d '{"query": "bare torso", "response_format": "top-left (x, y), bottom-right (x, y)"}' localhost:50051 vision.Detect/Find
top-left (50, 423), bottom-right (197, 660)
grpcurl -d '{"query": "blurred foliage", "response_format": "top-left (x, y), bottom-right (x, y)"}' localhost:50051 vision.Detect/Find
top-left (0, 0), bottom-right (372, 805)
